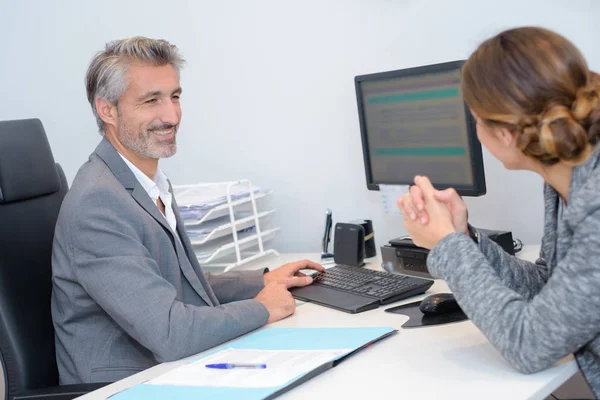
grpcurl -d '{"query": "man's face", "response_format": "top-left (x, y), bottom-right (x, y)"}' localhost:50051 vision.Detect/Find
top-left (114, 63), bottom-right (182, 159)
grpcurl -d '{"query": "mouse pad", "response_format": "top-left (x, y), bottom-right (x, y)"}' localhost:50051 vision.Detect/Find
top-left (385, 300), bottom-right (468, 328)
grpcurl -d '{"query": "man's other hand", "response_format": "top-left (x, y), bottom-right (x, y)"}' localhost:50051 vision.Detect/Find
top-left (254, 282), bottom-right (297, 323)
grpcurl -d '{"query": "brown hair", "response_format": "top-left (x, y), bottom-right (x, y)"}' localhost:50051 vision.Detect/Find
top-left (462, 27), bottom-right (600, 165)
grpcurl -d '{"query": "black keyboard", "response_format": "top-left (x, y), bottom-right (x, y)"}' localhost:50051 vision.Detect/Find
top-left (310, 265), bottom-right (433, 305)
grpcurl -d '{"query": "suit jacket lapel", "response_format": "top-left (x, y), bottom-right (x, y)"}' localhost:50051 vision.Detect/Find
top-left (171, 192), bottom-right (219, 306)
top-left (94, 138), bottom-right (214, 306)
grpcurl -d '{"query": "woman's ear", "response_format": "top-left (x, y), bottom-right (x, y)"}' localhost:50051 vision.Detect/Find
top-left (497, 127), bottom-right (518, 147)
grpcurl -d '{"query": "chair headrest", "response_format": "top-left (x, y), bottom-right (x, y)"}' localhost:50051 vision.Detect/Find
top-left (0, 119), bottom-right (61, 204)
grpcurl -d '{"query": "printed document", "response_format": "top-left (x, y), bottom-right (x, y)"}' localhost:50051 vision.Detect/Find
top-left (379, 184), bottom-right (410, 216)
top-left (147, 348), bottom-right (349, 388)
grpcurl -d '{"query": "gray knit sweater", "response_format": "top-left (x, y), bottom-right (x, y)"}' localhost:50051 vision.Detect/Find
top-left (427, 147), bottom-right (600, 398)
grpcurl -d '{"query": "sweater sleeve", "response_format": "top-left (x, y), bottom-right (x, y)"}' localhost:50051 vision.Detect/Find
top-left (475, 229), bottom-right (549, 300)
top-left (427, 214), bottom-right (600, 373)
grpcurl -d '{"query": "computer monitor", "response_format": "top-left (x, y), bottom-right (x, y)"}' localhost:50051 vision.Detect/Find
top-left (354, 60), bottom-right (486, 196)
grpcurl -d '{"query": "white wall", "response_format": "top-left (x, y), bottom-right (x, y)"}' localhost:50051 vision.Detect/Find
top-left (1, 0), bottom-right (598, 257)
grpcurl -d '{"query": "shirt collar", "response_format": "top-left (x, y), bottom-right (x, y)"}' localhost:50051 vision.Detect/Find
top-left (117, 153), bottom-right (170, 199)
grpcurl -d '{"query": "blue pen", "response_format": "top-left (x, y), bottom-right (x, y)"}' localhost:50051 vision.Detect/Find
top-left (205, 363), bottom-right (267, 369)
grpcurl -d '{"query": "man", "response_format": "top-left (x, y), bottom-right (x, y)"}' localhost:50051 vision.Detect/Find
top-left (51, 37), bottom-right (323, 384)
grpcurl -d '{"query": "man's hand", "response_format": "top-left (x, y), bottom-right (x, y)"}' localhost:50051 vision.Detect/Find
top-left (263, 259), bottom-right (325, 288)
top-left (397, 176), bottom-right (469, 234)
top-left (254, 281), bottom-right (297, 323)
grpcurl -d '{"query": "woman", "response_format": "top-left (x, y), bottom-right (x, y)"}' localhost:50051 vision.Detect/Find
top-left (398, 27), bottom-right (600, 398)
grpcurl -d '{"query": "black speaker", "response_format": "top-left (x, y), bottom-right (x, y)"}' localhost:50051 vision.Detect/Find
top-left (350, 219), bottom-right (376, 258)
top-left (333, 222), bottom-right (365, 267)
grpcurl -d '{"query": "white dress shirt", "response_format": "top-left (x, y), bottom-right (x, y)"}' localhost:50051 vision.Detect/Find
top-left (118, 154), bottom-right (178, 233)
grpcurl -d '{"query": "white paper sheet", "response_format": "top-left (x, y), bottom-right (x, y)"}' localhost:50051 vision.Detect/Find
top-left (147, 348), bottom-right (350, 388)
top-left (173, 184), bottom-right (262, 208)
top-left (379, 184), bottom-right (410, 216)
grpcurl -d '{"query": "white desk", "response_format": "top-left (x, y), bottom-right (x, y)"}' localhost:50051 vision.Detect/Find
top-left (78, 246), bottom-right (578, 400)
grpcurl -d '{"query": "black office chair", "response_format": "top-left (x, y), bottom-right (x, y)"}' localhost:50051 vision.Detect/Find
top-left (0, 119), bottom-right (108, 400)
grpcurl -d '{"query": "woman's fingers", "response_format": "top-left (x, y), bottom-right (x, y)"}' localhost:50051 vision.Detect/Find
top-left (398, 194), bottom-right (418, 221)
top-left (414, 175), bottom-right (436, 198)
top-left (410, 184), bottom-right (429, 224)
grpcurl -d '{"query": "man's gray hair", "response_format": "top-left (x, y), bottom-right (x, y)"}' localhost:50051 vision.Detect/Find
top-left (85, 37), bottom-right (185, 134)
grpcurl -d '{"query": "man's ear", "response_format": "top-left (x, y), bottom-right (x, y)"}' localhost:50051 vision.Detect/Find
top-left (95, 97), bottom-right (118, 131)
top-left (498, 127), bottom-right (518, 147)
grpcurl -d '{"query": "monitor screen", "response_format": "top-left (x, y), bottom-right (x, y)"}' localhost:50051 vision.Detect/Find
top-left (354, 60), bottom-right (486, 196)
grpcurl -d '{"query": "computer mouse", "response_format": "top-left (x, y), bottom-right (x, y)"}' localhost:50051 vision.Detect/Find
top-left (419, 293), bottom-right (462, 315)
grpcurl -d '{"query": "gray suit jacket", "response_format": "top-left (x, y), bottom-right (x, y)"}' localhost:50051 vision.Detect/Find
top-left (51, 138), bottom-right (269, 384)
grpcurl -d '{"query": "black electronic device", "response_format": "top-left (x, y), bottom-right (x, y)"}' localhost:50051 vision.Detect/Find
top-left (333, 222), bottom-right (365, 267)
top-left (350, 219), bottom-right (377, 258)
top-left (354, 60), bottom-right (486, 196)
top-left (385, 297), bottom-right (468, 327)
top-left (419, 293), bottom-right (462, 315)
top-left (381, 229), bottom-right (515, 279)
top-left (289, 265), bottom-right (434, 314)
top-left (321, 208), bottom-right (334, 259)
top-left (477, 228), bottom-right (514, 255)
top-left (353, 61), bottom-right (523, 272)
top-left (381, 236), bottom-right (431, 279)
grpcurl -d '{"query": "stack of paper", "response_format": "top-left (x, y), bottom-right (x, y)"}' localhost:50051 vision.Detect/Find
top-left (193, 228), bottom-right (260, 260)
top-left (174, 184), bottom-right (265, 222)
top-left (186, 213), bottom-right (255, 241)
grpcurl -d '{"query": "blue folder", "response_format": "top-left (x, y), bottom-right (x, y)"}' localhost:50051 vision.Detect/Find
top-left (109, 326), bottom-right (396, 400)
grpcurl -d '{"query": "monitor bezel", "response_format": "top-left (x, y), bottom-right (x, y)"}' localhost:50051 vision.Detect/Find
top-left (354, 60), bottom-right (486, 197)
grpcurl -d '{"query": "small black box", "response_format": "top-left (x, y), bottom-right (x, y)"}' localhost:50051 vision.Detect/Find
top-left (333, 222), bottom-right (365, 267)
top-left (477, 228), bottom-right (514, 255)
